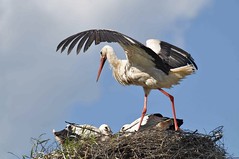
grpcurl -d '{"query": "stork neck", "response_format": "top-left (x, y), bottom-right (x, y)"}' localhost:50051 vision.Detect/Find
top-left (106, 51), bottom-right (120, 69)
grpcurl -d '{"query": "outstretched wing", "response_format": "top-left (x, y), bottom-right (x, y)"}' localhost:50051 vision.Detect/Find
top-left (56, 29), bottom-right (170, 74)
top-left (146, 39), bottom-right (198, 70)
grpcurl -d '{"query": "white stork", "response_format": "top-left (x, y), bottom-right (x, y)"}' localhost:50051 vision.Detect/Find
top-left (56, 29), bottom-right (198, 131)
top-left (120, 113), bottom-right (183, 133)
top-left (53, 122), bottom-right (113, 143)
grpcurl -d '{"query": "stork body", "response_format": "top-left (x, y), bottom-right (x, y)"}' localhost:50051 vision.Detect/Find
top-left (102, 44), bottom-right (194, 89)
top-left (57, 29), bottom-right (198, 131)
top-left (120, 113), bottom-right (183, 133)
top-left (53, 122), bottom-right (113, 143)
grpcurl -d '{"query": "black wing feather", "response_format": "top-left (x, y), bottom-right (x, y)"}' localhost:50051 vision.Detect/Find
top-left (60, 34), bottom-right (79, 53)
top-left (160, 41), bottom-right (198, 70)
top-left (94, 30), bottom-right (101, 45)
top-left (56, 39), bottom-right (67, 52)
top-left (56, 29), bottom-right (180, 74)
top-left (57, 29), bottom-right (144, 53)
top-left (83, 30), bottom-right (95, 52)
top-left (68, 33), bottom-right (84, 54)
top-left (76, 31), bottom-right (90, 53)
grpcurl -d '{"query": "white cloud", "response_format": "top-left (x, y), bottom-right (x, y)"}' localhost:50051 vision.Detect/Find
top-left (0, 0), bottom-right (211, 158)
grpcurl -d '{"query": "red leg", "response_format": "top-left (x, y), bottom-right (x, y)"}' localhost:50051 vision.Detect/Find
top-left (138, 94), bottom-right (148, 131)
top-left (158, 88), bottom-right (179, 131)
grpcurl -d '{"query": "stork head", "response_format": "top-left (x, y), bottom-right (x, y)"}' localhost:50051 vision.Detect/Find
top-left (96, 45), bottom-right (112, 82)
top-left (99, 124), bottom-right (113, 136)
top-left (120, 124), bottom-right (131, 132)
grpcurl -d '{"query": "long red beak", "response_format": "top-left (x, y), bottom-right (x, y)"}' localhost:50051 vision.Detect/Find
top-left (96, 56), bottom-right (106, 82)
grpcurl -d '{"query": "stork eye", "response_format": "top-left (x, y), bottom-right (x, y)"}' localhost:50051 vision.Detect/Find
top-left (100, 51), bottom-right (102, 55)
top-left (67, 125), bottom-right (72, 130)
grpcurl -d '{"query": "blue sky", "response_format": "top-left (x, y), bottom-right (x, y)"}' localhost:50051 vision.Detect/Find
top-left (1, 0), bottom-right (238, 158)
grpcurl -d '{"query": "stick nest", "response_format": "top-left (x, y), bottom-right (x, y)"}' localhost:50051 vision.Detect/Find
top-left (44, 126), bottom-right (226, 159)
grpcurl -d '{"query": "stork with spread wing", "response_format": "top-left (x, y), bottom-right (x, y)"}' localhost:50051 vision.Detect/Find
top-left (56, 29), bottom-right (198, 131)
